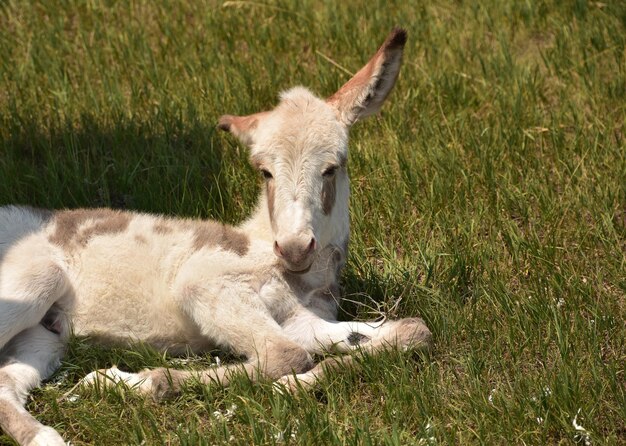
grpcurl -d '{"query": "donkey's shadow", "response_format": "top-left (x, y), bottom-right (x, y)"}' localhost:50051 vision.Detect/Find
top-left (0, 113), bottom-right (245, 219)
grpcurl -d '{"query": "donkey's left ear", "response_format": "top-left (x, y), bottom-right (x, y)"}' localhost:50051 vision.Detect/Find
top-left (218, 111), bottom-right (270, 146)
top-left (327, 28), bottom-right (407, 127)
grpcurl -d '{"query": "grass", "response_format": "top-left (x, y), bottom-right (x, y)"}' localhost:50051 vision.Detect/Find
top-left (1, 0), bottom-right (625, 444)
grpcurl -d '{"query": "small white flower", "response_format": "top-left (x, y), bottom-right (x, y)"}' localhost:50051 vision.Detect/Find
top-left (542, 387), bottom-right (552, 396)
top-left (213, 404), bottom-right (237, 421)
top-left (224, 403), bottom-right (237, 419)
top-left (572, 409), bottom-right (592, 446)
top-left (557, 298), bottom-right (565, 308)
top-left (418, 420), bottom-right (436, 445)
top-left (488, 388), bottom-right (496, 404)
top-left (536, 417), bottom-right (544, 424)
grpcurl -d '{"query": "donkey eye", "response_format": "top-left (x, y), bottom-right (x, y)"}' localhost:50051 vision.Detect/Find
top-left (322, 166), bottom-right (338, 177)
top-left (260, 169), bottom-right (273, 180)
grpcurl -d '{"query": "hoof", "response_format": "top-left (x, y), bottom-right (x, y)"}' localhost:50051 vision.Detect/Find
top-left (374, 317), bottom-right (433, 351)
top-left (27, 426), bottom-right (66, 446)
top-left (79, 366), bottom-right (152, 394)
top-left (145, 368), bottom-right (184, 400)
top-left (274, 371), bottom-right (317, 394)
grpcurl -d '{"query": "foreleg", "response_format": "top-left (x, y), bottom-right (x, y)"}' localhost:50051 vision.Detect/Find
top-left (278, 311), bottom-right (432, 391)
top-left (282, 308), bottom-right (432, 354)
top-left (81, 282), bottom-right (315, 399)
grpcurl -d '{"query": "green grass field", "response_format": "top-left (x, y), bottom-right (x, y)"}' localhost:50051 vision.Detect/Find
top-left (1, 0), bottom-right (625, 444)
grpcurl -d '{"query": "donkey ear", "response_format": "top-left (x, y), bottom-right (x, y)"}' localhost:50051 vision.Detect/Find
top-left (218, 111), bottom-right (269, 146)
top-left (327, 28), bottom-right (407, 127)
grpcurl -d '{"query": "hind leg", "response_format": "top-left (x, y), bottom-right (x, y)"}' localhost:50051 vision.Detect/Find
top-left (0, 236), bottom-right (69, 350)
top-left (0, 324), bottom-right (66, 446)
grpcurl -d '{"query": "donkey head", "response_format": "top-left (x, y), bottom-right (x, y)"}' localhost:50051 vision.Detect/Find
top-left (219, 29), bottom-right (406, 273)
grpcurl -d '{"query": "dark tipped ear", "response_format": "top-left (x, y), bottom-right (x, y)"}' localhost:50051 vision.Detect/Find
top-left (327, 28), bottom-right (407, 127)
top-left (218, 111), bottom-right (270, 146)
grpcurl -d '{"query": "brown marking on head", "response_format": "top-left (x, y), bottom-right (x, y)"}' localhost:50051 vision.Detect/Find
top-left (48, 209), bottom-right (130, 249)
top-left (191, 221), bottom-right (250, 256)
top-left (321, 174), bottom-right (337, 215)
top-left (266, 180), bottom-right (276, 222)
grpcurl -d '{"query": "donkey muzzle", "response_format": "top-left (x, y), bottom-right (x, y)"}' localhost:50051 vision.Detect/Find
top-left (274, 236), bottom-right (316, 272)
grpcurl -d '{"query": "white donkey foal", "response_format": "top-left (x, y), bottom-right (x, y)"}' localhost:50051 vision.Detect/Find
top-left (0, 28), bottom-right (431, 445)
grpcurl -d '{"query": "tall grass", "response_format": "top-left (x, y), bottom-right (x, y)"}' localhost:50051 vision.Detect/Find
top-left (1, 0), bottom-right (624, 444)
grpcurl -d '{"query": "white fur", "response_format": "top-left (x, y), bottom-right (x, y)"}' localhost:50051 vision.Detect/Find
top-left (0, 29), bottom-right (431, 445)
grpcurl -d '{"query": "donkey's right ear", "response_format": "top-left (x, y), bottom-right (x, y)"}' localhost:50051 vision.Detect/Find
top-left (218, 111), bottom-right (269, 146)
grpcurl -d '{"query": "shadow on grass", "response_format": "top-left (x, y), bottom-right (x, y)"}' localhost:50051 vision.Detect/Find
top-left (0, 113), bottom-right (246, 221)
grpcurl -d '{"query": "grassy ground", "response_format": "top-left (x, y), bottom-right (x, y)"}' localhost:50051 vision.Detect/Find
top-left (1, 0), bottom-right (625, 444)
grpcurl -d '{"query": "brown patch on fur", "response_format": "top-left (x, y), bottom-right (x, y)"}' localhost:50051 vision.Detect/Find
top-left (134, 234), bottom-right (147, 244)
top-left (48, 209), bottom-right (130, 249)
top-left (153, 222), bottom-right (173, 234)
top-left (266, 180), bottom-right (276, 221)
top-left (191, 221), bottom-right (249, 256)
top-left (321, 175), bottom-right (336, 215)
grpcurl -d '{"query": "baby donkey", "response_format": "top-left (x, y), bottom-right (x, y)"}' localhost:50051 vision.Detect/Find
top-left (0, 28), bottom-right (431, 445)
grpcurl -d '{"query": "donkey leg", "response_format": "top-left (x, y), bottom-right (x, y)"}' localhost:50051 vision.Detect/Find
top-left (82, 284), bottom-right (314, 399)
top-left (81, 335), bottom-right (314, 400)
top-left (278, 313), bottom-right (432, 391)
top-left (0, 239), bottom-right (69, 350)
top-left (142, 334), bottom-right (314, 400)
top-left (282, 309), bottom-right (433, 354)
top-left (0, 325), bottom-right (66, 446)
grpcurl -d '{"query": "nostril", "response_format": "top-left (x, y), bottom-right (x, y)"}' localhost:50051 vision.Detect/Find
top-left (307, 237), bottom-right (316, 254)
top-left (274, 241), bottom-right (284, 258)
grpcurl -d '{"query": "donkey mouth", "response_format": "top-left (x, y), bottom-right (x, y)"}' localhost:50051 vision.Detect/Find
top-left (285, 263), bottom-right (312, 275)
